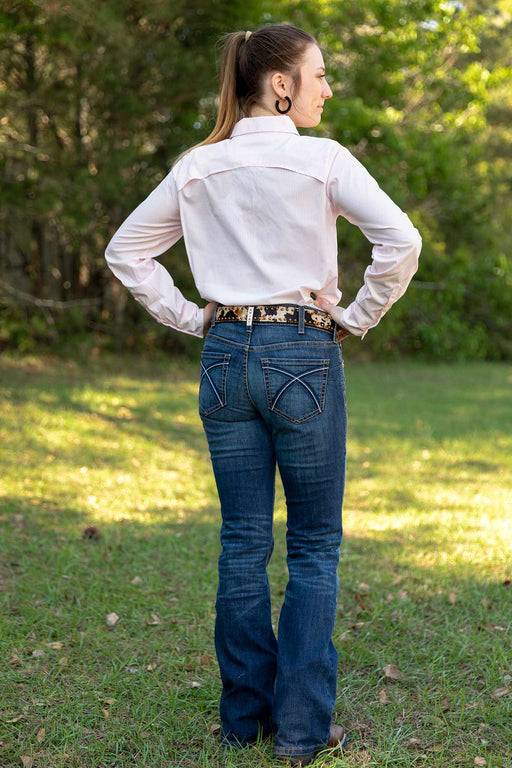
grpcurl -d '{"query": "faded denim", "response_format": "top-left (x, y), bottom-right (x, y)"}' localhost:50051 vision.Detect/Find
top-left (198, 304), bottom-right (347, 760)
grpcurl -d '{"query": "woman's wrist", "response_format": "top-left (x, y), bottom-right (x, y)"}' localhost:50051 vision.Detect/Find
top-left (203, 301), bottom-right (218, 333)
top-left (312, 296), bottom-right (353, 339)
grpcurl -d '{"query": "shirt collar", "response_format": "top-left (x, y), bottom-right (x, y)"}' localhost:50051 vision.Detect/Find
top-left (230, 115), bottom-right (299, 139)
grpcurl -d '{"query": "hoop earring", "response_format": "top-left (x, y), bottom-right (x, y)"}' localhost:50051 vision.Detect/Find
top-left (275, 96), bottom-right (292, 114)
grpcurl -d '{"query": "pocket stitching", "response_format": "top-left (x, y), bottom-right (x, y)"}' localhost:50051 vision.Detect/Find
top-left (261, 357), bottom-right (330, 424)
top-left (199, 352), bottom-right (231, 416)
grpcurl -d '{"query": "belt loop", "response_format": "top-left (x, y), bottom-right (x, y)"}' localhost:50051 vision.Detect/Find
top-left (211, 304), bottom-right (217, 327)
top-left (332, 320), bottom-right (338, 342)
top-left (246, 306), bottom-right (254, 327)
top-left (298, 305), bottom-right (305, 334)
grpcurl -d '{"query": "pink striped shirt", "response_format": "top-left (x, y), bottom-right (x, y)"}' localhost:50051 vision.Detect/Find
top-left (105, 115), bottom-right (421, 338)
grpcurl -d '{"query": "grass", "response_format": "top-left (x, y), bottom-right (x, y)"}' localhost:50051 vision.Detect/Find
top-left (0, 351), bottom-right (510, 768)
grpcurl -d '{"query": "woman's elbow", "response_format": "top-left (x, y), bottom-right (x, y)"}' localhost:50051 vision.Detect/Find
top-left (105, 239), bottom-right (118, 268)
top-left (405, 227), bottom-right (422, 274)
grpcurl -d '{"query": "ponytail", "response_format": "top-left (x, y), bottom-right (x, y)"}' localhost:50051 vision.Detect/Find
top-left (172, 24), bottom-right (317, 168)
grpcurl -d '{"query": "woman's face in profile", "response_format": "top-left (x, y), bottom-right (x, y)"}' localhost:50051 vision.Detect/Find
top-left (291, 44), bottom-right (333, 128)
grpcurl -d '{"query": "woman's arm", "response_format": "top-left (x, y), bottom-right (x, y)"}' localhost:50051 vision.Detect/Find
top-left (104, 169), bottom-right (206, 337)
top-left (324, 145), bottom-right (422, 338)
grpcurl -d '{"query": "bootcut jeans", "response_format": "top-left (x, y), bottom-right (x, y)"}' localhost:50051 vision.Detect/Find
top-left (198, 304), bottom-right (347, 761)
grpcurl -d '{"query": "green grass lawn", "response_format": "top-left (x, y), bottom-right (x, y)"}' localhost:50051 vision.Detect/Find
top-left (0, 352), bottom-right (510, 768)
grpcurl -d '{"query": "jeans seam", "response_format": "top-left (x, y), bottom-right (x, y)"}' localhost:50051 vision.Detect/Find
top-left (243, 348), bottom-right (258, 411)
top-left (336, 345), bottom-right (347, 410)
top-left (207, 334), bottom-right (336, 351)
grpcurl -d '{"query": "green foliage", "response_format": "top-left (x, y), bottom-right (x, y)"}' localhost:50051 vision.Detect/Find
top-left (0, 308), bottom-right (52, 352)
top-left (0, 0), bottom-right (511, 358)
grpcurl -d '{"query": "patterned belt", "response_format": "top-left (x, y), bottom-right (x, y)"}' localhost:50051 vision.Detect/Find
top-left (213, 304), bottom-right (348, 342)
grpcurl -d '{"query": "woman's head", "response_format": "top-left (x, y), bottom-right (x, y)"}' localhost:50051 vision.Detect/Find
top-left (173, 23), bottom-right (332, 165)
top-left (234, 24), bottom-right (333, 128)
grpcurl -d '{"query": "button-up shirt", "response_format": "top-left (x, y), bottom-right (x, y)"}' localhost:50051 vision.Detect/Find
top-left (105, 114), bottom-right (422, 338)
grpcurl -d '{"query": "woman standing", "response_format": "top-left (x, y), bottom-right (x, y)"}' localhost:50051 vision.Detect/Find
top-left (105, 23), bottom-right (421, 766)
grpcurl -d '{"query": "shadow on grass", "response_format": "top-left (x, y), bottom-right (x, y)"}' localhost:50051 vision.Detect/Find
top-left (1, 356), bottom-right (511, 766)
top-left (2, 495), bottom-right (511, 768)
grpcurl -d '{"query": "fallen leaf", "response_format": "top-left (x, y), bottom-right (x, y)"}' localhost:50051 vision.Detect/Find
top-left (474, 758), bottom-right (486, 766)
top-left (492, 687), bottom-right (510, 698)
top-left (130, 576), bottom-right (142, 585)
top-left (209, 723), bottom-right (221, 735)
top-left (99, 698), bottom-right (116, 705)
top-left (106, 612), bottom-right (119, 627)
top-left (102, 708), bottom-right (109, 718)
top-left (186, 681), bottom-right (201, 688)
top-left (58, 656), bottom-right (68, 666)
top-left (45, 642), bottom-right (63, 650)
top-left (9, 654), bottom-right (21, 665)
top-left (146, 613), bottom-right (162, 626)
top-left (200, 653), bottom-right (213, 667)
top-left (82, 525), bottom-right (101, 540)
top-left (20, 757), bottom-right (33, 768)
top-left (36, 727), bottom-right (45, 743)
top-left (31, 649), bottom-right (45, 658)
top-left (383, 664), bottom-right (403, 680)
top-left (6, 715), bottom-right (23, 723)
top-left (379, 689), bottom-right (388, 704)
top-left (449, 592), bottom-right (457, 604)
top-left (358, 582), bottom-right (370, 594)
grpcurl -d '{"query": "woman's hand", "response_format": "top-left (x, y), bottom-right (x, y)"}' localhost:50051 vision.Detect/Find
top-left (203, 301), bottom-right (218, 333)
top-left (313, 296), bottom-right (352, 340)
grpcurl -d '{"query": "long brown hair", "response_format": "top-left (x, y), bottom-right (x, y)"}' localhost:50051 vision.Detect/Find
top-left (172, 23), bottom-right (318, 168)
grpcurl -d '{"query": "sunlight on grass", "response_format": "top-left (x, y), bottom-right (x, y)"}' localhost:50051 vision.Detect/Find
top-left (1, 356), bottom-right (510, 552)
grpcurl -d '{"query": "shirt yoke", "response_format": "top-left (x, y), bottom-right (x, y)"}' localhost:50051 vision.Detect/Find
top-left (172, 134), bottom-right (343, 192)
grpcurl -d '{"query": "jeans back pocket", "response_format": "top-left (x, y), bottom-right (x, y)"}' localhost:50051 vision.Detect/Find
top-left (199, 351), bottom-right (231, 417)
top-left (261, 356), bottom-right (330, 424)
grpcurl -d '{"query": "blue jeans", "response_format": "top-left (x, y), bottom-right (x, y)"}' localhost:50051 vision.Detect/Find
top-left (198, 305), bottom-right (347, 760)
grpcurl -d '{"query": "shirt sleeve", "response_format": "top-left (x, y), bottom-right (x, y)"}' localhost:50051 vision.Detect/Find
top-left (326, 144), bottom-right (422, 338)
top-left (104, 169), bottom-right (205, 338)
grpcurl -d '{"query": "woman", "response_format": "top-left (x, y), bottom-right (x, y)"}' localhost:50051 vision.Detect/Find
top-left (105, 23), bottom-right (422, 766)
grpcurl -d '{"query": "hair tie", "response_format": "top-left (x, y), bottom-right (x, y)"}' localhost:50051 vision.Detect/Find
top-left (245, 30), bottom-right (252, 42)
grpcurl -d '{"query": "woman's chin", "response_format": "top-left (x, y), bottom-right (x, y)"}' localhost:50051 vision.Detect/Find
top-left (295, 115), bottom-right (321, 129)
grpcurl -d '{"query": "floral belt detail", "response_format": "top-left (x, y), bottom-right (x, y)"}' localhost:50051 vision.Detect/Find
top-left (214, 304), bottom-right (346, 342)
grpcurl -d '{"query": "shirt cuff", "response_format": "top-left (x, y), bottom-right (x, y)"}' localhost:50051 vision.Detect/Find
top-left (128, 279), bottom-right (205, 338)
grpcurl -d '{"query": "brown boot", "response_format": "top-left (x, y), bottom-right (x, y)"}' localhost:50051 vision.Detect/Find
top-left (326, 724), bottom-right (347, 755)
